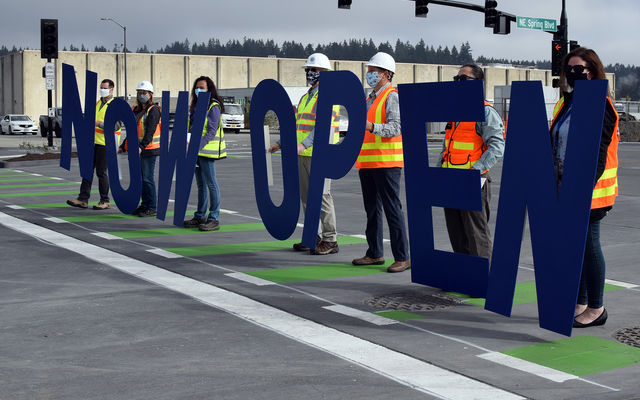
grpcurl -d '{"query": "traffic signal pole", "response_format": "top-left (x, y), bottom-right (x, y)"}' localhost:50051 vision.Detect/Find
top-left (47, 57), bottom-right (53, 148)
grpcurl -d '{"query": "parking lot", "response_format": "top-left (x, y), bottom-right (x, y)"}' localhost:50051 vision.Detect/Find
top-left (0, 133), bottom-right (639, 399)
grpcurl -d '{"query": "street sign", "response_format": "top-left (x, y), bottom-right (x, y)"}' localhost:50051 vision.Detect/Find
top-left (44, 61), bottom-right (55, 90)
top-left (516, 16), bottom-right (557, 32)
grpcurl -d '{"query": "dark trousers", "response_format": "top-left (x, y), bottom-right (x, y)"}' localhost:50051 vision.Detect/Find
top-left (444, 175), bottom-right (492, 259)
top-left (78, 144), bottom-right (109, 203)
top-left (140, 155), bottom-right (158, 210)
top-left (577, 220), bottom-right (606, 308)
top-left (358, 167), bottom-right (409, 261)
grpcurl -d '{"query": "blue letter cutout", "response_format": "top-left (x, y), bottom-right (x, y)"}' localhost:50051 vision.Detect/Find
top-left (157, 91), bottom-right (206, 226)
top-left (250, 79), bottom-right (299, 240)
top-left (103, 98), bottom-right (142, 215)
top-left (302, 71), bottom-right (366, 249)
top-left (399, 80), bottom-right (487, 297)
top-left (485, 80), bottom-right (608, 336)
top-left (60, 64), bottom-right (96, 181)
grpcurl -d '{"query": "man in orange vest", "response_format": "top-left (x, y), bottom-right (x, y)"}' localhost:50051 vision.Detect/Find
top-left (67, 78), bottom-right (121, 210)
top-left (441, 64), bottom-right (505, 260)
top-left (352, 52), bottom-right (410, 273)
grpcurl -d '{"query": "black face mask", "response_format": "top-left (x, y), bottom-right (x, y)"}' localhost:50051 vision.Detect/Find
top-left (306, 70), bottom-right (320, 86)
top-left (566, 71), bottom-right (588, 88)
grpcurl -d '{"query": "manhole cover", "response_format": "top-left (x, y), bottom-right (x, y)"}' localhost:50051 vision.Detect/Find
top-left (613, 327), bottom-right (640, 348)
top-left (364, 291), bottom-right (461, 311)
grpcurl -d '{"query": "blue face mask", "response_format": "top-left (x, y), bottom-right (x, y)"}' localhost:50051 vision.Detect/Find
top-left (194, 88), bottom-right (208, 97)
top-left (366, 71), bottom-right (381, 88)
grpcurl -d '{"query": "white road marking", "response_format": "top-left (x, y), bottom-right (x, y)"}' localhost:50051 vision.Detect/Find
top-left (225, 272), bottom-right (275, 286)
top-left (477, 352), bottom-right (577, 383)
top-left (44, 217), bottom-right (68, 224)
top-left (91, 232), bottom-right (122, 240)
top-left (147, 248), bottom-right (183, 259)
top-left (0, 211), bottom-right (525, 400)
top-left (30, 173), bottom-right (43, 176)
top-left (220, 208), bottom-right (237, 214)
top-left (323, 304), bottom-right (398, 326)
top-left (49, 177), bottom-right (63, 180)
top-left (605, 278), bottom-right (638, 289)
top-left (7, 205), bottom-right (24, 210)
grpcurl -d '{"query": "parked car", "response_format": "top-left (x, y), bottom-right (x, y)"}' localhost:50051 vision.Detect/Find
top-left (618, 111), bottom-right (637, 122)
top-left (0, 114), bottom-right (38, 135)
top-left (39, 107), bottom-right (62, 138)
top-left (221, 103), bottom-right (245, 134)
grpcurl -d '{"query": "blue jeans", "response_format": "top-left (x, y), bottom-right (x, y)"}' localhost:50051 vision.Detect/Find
top-left (140, 155), bottom-right (157, 210)
top-left (577, 220), bottom-right (606, 308)
top-left (194, 156), bottom-right (220, 221)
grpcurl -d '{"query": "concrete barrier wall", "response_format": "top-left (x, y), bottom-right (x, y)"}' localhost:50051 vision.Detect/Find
top-left (4, 49), bottom-right (577, 121)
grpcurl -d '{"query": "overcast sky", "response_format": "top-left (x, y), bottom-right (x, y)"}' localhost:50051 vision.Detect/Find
top-left (2, 0), bottom-right (638, 66)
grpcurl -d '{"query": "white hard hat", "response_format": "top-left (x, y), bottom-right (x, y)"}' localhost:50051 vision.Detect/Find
top-left (367, 52), bottom-right (396, 73)
top-left (303, 53), bottom-right (332, 70)
top-left (136, 80), bottom-right (154, 93)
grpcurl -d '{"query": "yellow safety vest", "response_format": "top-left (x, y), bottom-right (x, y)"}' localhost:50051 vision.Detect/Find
top-left (94, 98), bottom-right (121, 146)
top-left (192, 101), bottom-right (226, 159)
top-left (296, 89), bottom-right (340, 157)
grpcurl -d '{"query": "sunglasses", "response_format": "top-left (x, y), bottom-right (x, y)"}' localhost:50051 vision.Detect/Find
top-left (305, 68), bottom-right (320, 73)
top-left (566, 64), bottom-right (587, 74)
top-left (453, 74), bottom-right (476, 81)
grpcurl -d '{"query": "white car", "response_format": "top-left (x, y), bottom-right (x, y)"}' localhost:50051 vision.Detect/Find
top-left (221, 103), bottom-right (245, 134)
top-left (0, 114), bottom-right (38, 135)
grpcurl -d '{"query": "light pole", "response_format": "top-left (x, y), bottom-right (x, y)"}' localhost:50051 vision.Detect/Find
top-left (100, 17), bottom-right (127, 100)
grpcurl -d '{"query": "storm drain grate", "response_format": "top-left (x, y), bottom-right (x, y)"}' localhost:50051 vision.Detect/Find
top-left (364, 291), bottom-right (462, 311)
top-left (613, 327), bottom-right (640, 348)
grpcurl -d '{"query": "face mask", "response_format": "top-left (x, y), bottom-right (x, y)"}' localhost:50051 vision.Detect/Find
top-left (99, 88), bottom-right (111, 98)
top-left (137, 93), bottom-right (150, 104)
top-left (566, 71), bottom-right (588, 88)
top-left (194, 88), bottom-right (207, 97)
top-left (366, 71), bottom-right (381, 88)
top-left (306, 70), bottom-right (320, 86)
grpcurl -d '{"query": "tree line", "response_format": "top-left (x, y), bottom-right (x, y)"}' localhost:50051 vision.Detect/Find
top-left (1, 38), bottom-right (638, 99)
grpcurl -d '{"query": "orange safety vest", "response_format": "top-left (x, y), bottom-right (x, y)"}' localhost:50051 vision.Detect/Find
top-left (356, 85), bottom-right (403, 169)
top-left (135, 104), bottom-right (161, 150)
top-left (551, 96), bottom-right (619, 209)
top-left (94, 98), bottom-right (121, 146)
top-left (441, 100), bottom-right (498, 173)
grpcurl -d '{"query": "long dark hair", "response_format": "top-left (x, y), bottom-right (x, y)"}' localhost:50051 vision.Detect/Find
top-left (560, 47), bottom-right (608, 94)
top-left (189, 76), bottom-right (224, 114)
top-left (461, 64), bottom-right (484, 80)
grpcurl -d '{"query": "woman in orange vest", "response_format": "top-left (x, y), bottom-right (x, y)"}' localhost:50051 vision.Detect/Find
top-left (550, 48), bottom-right (619, 328)
top-left (132, 81), bottom-right (161, 217)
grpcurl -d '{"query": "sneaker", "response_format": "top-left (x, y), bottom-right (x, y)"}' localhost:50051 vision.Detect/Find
top-left (93, 201), bottom-right (110, 210)
top-left (184, 217), bottom-right (205, 228)
top-left (293, 235), bottom-right (321, 252)
top-left (199, 219), bottom-right (220, 231)
top-left (66, 199), bottom-right (88, 209)
top-left (310, 241), bottom-right (339, 255)
top-left (138, 208), bottom-right (157, 217)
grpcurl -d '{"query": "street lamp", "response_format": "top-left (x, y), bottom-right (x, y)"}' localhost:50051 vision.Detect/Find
top-left (100, 17), bottom-right (127, 100)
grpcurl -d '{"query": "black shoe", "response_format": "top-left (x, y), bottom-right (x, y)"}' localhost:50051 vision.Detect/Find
top-left (199, 219), bottom-right (220, 231)
top-left (573, 308), bottom-right (607, 328)
top-left (184, 217), bottom-right (205, 228)
top-left (132, 205), bottom-right (146, 216)
top-left (138, 208), bottom-right (156, 217)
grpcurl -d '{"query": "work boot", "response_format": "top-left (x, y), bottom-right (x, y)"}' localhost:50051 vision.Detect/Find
top-left (199, 219), bottom-right (220, 231)
top-left (138, 208), bottom-right (156, 217)
top-left (92, 201), bottom-right (110, 210)
top-left (293, 235), bottom-right (321, 252)
top-left (66, 199), bottom-right (88, 209)
top-left (184, 217), bottom-right (205, 228)
top-left (387, 260), bottom-right (411, 273)
top-left (352, 255), bottom-right (385, 266)
top-left (131, 205), bottom-right (146, 216)
top-left (310, 241), bottom-right (339, 255)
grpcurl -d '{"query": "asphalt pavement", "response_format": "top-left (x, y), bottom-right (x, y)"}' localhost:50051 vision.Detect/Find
top-left (0, 133), bottom-right (639, 400)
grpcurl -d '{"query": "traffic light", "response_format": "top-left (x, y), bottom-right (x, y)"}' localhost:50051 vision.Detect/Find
top-left (40, 19), bottom-right (58, 59)
top-left (551, 39), bottom-right (565, 76)
top-left (337, 0), bottom-right (351, 9)
top-left (569, 40), bottom-right (580, 51)
top-left (415, 0), bottom-right (429, 18)
top-left (484, 0), bottom-right (498, 27)
top-left (493, 13), bottom-right (511, 34)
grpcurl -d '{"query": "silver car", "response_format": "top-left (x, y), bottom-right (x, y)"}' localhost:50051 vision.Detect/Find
top-left (0, 114), bottom-right (38, 135)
